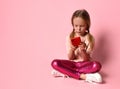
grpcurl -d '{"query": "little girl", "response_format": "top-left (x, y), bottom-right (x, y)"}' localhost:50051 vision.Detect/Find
top-left (51, 9), bottom-right (102, 83)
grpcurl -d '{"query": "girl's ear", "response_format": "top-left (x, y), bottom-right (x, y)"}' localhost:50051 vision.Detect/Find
top-left (85, 29), bottom-right (88, 33)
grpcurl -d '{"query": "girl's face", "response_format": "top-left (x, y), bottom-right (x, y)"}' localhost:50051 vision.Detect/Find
top-left (73, 17), bottom-right (87, 36)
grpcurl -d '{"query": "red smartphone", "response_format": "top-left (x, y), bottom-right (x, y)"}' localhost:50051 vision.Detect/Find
top-left (71, 37), bottom-right (81, 46)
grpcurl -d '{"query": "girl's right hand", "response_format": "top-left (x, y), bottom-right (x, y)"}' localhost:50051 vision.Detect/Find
top-left (71, 45), bottom-right (77, 51)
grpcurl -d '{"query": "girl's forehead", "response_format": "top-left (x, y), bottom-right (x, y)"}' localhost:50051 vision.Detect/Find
top-left (73, 17), bottom-right (86, 24)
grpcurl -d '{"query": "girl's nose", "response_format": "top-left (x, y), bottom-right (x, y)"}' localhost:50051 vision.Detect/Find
top-left (78, 27), bottom-right (81, 31)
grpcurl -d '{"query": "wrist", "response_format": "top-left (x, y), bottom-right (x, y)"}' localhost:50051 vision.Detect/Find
top-left (71, 46), bottom-right (77, 51)
top-left (81, 49), bottom-right (86, 52)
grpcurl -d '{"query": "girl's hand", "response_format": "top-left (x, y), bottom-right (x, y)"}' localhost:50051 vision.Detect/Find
top-left (71, 45), bottom-right (77, 51)
top-left (78, 42), bottom-right (86, 51)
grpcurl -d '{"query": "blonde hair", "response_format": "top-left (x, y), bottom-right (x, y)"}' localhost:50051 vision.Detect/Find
top-left (70, 9), bottom-right (91, 39)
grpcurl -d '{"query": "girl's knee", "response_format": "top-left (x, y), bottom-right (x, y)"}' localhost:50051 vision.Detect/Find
top-left (51, 59), bottom-right (60, 69)
top-left (93, 61), bottom-right (102, 71)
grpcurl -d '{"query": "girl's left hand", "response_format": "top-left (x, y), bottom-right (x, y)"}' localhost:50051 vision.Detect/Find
top-left (78, 42), bottom-right (86, 51)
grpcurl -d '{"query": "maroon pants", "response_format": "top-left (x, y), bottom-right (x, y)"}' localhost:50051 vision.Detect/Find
top-left (51, 59), bottom-right (101, 79)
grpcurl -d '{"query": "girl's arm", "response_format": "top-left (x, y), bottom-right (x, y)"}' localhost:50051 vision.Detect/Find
top-left (86, 34), bottom-right (95, 54)
top-left (80, 34), bottom-right (95, 61)
top-left (78, 34), bottom-right (94, 61)
top-left (66, 36), bottom-right (76, 60)
top-left (67, 46), bottom-right (76, 60)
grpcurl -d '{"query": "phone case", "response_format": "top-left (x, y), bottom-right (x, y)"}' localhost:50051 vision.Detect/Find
top-left (71, 37), bottom-right (81, 46)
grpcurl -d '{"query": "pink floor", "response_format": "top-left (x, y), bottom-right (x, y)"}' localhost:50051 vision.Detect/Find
top-left (0, 0), bottom-right (120, 89)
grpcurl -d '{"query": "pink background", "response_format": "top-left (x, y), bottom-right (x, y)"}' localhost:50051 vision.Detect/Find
top-left (0, 0), bottom-right (120, 89)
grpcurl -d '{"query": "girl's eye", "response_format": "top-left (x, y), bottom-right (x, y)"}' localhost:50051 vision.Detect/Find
top-left (75, 25), bottom-right (78, 27)
top-left (81, 25), bottom-right (85, 27)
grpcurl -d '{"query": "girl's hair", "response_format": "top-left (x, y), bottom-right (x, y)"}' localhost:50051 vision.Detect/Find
top-left (70, 9), bottom-right (91, 38)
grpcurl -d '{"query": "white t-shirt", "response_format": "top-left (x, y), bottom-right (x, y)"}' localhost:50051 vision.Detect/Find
top-left (66, 33), bottom-right (95, 60)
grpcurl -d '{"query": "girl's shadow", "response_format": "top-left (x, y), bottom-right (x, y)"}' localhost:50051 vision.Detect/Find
top-left (92, 32), bottom-right (111, 83)
top-left (92, 32), bottom-right (110, 65)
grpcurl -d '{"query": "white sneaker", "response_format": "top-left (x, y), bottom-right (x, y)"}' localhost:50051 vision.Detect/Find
top-left (85, 72), bottom-right (102, 83)
top-left (51, 70), bottom-right (69, 78)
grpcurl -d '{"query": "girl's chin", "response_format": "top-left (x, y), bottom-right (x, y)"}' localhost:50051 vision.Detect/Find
top-left (75, 32), bottom-right (80, 34)
top-left (76, 32), bottom-right (83, 36)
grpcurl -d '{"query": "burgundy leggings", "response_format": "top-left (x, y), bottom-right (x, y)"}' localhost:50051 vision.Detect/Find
top-left (51, 59), bottom-right (101, 79)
